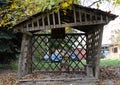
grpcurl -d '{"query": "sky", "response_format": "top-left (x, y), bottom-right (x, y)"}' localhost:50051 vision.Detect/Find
top-left (81, 0), bottom-right (120, 45)
top-left (100, 3), bottom-right (120, 45)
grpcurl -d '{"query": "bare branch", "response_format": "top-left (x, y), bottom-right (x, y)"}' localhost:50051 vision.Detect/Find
top-left (83, 0), bottom-right (86, 5)
top-left (88, 0), bottom-right (101, 7)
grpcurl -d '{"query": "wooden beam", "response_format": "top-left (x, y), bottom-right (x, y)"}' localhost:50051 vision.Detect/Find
top-left (42, 14), bottom-right (45, 28)
top-left (26, 24), bottom-right (29, 31)
top-left (47, 13), bottom-right (50, 25)
top-left (101, 15), bottom-right (103, 22)
top-left (18, 34), bottom-right (33, 78)
top-left (52, 12), bottom-right (56, 28)
top-left (73, 8), bottom-right (77, 24)
top-left (18, 21), bottom-right (106, 32)
top-left (79, 10), bottom-right (82, 23)
top-left (15, 16), bottom-right (108, 32)
top-left (32, 21), bottom-right (34, 30)
top-left (58, 10), bottom-right (61, 25)
top-left (84, 12), bottom-right (87, 23)
top-left (23, 31), bottom-right (33, 36)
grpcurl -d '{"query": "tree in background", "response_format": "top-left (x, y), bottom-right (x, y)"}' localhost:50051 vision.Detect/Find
top-left (0, 26), bottom-right (21, 64)
top-left (109, 29), bottom-right (120, 44)
top-left (0, 0), bottom-right (79, 27)
top-left (113, 0), bottom-right (120, 4)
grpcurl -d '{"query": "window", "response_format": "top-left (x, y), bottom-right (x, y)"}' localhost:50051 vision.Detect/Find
top-left (112, 47), bottom-right (118, 53)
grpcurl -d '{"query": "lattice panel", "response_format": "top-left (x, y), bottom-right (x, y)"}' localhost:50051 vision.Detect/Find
top-left (32, 33), bottom-right (86, 73)
top-left (86, 27), bottom-right (102, 63)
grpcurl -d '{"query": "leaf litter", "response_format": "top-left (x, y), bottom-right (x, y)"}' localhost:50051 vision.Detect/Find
top-left (0, 67), bottom-right (120, 85)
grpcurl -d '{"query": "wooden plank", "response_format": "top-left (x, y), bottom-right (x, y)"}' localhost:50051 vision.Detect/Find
top-left (19, 77), bottom-right (97, 82)
top-left (84, 12), bottom-right (87, 23)
top-left (20, 21), bottom-right (106, 32)
top-left (42, 14), bottom-right (45, 27)
top-left (47, 13), bottom-right (50, 25)
top-left (37, 19), bottom-right (39, 28)
top-left (101, 15), bottom-right (103, 22)
top-left (58, 10), bottom-right (61, 25)
top-left (52, 12), bottom-right (56, 28)
top-left (26, 24), bottom-right (29, 31)
top-left (33, 33), bottom-right (85, 36)
top-left (95, 15), bottom-right (97, 22)
top-left (15, 14), bottom-right (108, 32)
top-left (106, 16), bottom-right (109, 23)
top-left (79, 10), bottom-right (82, 22)
top-left (32, 21), bottom-right (34, 30)
top-left (27, 35), bottom-right (33, 74)
top-left (73, 8), bottom-right (77, 23)
top-left (23, 31), bottom-right (33, 36)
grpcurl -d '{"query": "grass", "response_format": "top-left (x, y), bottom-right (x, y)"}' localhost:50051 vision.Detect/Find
top-left (0, 58), bottom-right (120, 70)
top-left (33, 60), bottom-right (86, 70)
top-left (0, 61), bottom-right (18, 70)
top-left (9, 61), bottom-right (18, 70)
top-left (100, 58), bottom-right (120, 67)
top-left (34, 58), bottom-right (120, 70)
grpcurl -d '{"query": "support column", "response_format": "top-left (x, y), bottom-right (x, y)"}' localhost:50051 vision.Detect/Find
top-left (94, 25), bottom-right (103, 78)
top-left (86, 30), bottom-right (94, 77)
top-left (86, 25), bottom-right (103, 78)
top-left (18, 33), bottom-right (32, 79)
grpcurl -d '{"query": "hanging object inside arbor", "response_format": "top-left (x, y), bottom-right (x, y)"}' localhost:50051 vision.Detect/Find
top-left (51, 28), bottom-right (65, 39)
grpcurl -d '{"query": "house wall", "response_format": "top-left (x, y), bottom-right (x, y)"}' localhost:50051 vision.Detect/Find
top-left (109, 45), bottom-right (120, 58)
top-left (74, 48), bottom-right (86, 59)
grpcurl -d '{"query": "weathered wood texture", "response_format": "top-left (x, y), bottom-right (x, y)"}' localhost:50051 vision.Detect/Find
top-left (86, 25), bottom-right (103, 78)
top-left (18, 34), bottom-right (32, 78)
top-left (14, 5), bottom-right (116, 33)
top-left (15, 4), bottom-right (116, 79)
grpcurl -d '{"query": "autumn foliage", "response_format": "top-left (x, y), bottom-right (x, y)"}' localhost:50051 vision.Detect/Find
top-left (0, 0), bottom-right (79, 27)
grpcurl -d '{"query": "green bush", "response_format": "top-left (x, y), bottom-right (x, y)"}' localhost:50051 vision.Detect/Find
top-left (0, 26), bottom-right (21, 64)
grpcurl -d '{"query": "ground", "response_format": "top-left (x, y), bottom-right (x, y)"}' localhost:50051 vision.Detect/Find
top-left (0, 67), bottom-right (120, 85)
top-left (0, 69), bottom-right (17, 85)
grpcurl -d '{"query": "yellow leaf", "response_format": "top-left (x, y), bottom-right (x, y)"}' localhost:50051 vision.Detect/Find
top-left (65, 26), bottom-right (71, 32)
top-left (63, 10), bottom-right (67, 15)
top-left (61, 2), bottom-right (69, 8)
top-left (68, 0), bottom-right (73, 4)
top-left (11, 4), bottom-right (16, 9)
top-left (20, 5), bottom-right (24, 9)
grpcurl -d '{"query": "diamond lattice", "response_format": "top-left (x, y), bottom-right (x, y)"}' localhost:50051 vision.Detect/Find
top-left (32, 33), bottom-right (86, 73)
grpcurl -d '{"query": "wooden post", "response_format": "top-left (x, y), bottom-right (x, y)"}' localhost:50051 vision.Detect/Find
top-left (94, 25), bottom-right (103, 78)
top-left (18, 33), bottom-right (32, 79)
top-left (86, 25), bottom-right (104, 78)
top-left (86, 30), bottom-right (94, 77)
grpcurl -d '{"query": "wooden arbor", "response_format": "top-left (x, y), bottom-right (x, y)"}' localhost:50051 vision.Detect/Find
top-left (14, 4), bottom-right (116, 79)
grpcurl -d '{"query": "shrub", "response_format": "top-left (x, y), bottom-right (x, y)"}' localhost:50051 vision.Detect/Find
top-left (0, 26), bottom-right (21, 64)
